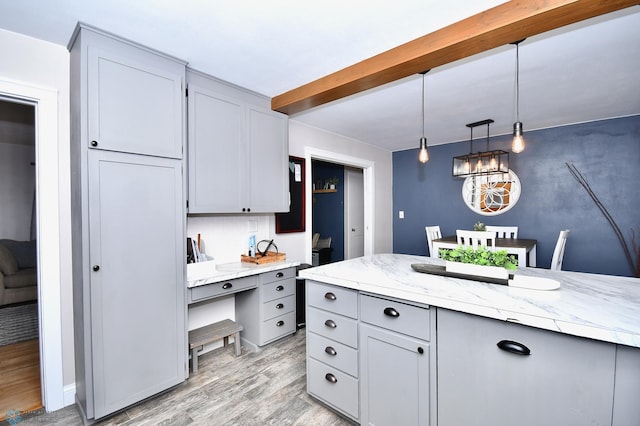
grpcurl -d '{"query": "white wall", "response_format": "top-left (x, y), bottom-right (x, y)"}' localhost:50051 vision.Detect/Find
top-left (0, 29), bottom-right (74, 388)
top-left (0, 142), bottom-right (35, 239)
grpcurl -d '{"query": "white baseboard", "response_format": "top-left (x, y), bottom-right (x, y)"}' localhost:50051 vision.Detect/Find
top-left (63, 383), bottom-right (76, 408)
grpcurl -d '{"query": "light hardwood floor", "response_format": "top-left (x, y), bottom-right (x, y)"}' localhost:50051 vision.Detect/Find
top-left (0, 339), bottom-right (42, 422)
top-left (18, 328), bottom-right (355, 425)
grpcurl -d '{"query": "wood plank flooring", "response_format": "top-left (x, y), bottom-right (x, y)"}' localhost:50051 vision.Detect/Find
top-left (0, 339), bottom-right (42, 422)
top-left (18, 329), bottom-right (355, 425)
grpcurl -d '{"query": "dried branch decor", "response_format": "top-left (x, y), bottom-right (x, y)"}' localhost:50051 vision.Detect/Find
top-left (566, 162), bottom-right (639, 277)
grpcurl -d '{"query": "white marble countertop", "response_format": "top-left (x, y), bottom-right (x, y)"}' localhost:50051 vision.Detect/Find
top-left (299, 253), bottom-right (640, 348)
top-left (187, 260), bottom-right (301, 288)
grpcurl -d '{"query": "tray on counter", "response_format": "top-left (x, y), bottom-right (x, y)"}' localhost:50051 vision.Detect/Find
top-left (411, 263), bottom-right (511, 286)
top-left (241, 251), bottom-right (286, 264)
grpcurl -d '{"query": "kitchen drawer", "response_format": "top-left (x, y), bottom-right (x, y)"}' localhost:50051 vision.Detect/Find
top-left (307, 281), bottom-right (358, 319)
top-left (262, 294), bottom-right (295, 321)
top-left (308, 357), bottom-right (359, 420)
top-left (307, 306), bottom-right (358, 348)
top-left (189, 275), bottom-right (257, 303)
top-left (260, 311), bottom-right (296, 344)
top-left (360, 294), bottom-right (430, 341)
top-left (262, 278), bottom-right (295, 303)
top-left (259, 267), bottom-right (296, 284)
top-left (308, 331), bottom-right (358, 377)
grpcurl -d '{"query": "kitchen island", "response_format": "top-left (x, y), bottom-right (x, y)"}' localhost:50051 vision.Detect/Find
top-left (300, 253), bottom-right (640, 426)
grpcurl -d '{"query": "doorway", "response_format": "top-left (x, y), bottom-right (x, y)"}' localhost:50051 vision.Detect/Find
top-left (0, 98), bottom-right (41, 420)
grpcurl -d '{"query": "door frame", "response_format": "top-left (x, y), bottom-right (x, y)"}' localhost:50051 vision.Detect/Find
top-left (304, 147), bottom-right (374, 264)
top-left (0, 78), bottom-right (65, 411)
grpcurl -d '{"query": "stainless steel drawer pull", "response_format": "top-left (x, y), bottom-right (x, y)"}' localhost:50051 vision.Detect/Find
top-left (276, 303), bottom-right (284, 309)
top-left (383, 307), bottom-right (400, 317)
top-left (222, 283), bottom-right (233, 290)
top-left (324, 292), bottom-right (337, 301)
top-left (324, 319), bottom-right (337, 328)
top-left (497, 340), bottom-right (531, 356)
top-left (276, 272), bottom-right (284, 278)
top-left (276, 320), bottom-right (285, 327)
top-left (325, 373), bottom-right (338, 383)
top-left (325, 346), bottom-right (337, 356)
top-left (276, 285), bottom-right (284, 291)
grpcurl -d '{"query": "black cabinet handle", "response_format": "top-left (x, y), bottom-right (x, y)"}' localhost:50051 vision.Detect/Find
top-left (276, 320), bottom-right (284, 327)
top-left (276, 303), bottom-right (284, 309)
top-left (92, 265), bottom-right (100, 271)
top-left (325, 373), bottom-right (337, 383)
top-left (242, 208), bottom-right (246, 212)
top-left (276, 285), bottom-right (284, 291)
top-left (497, 340), bottom-right (531, 356)
top-left (222, 283), bottom-right (233, 290)
top-left (90, 140), bottom-right (98, 147)
top-left (325, 346), bottom-right (337, 356)
top-left (324, 319), bottom-right (337, 328)
top-left (276, 272), bottom-right (284, 278)
top-left (417, 347), bottom-right (424, 354)
top-left (324, 292), bottom-right (337, 301)
top-left (383, 307), bottom-right (400, 318)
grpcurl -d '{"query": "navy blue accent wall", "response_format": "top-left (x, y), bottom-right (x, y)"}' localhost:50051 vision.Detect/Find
top-left (393, 116), bottom-right (640, 277)
top-left (312, 161), bottom-right (345, 262)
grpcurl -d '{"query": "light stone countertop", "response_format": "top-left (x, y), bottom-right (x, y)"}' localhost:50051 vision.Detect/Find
top-left (187, 260), bottom-right (301, 288)
top-left (299, 253), bottom-right (640, 348)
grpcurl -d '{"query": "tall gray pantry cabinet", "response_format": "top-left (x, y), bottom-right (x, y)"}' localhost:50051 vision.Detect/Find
top-left (69, 24), bottom-right (187, 422)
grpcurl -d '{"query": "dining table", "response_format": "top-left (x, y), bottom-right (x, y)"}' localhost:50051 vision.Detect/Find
top-left (432, 236), bottom-right (537, 268)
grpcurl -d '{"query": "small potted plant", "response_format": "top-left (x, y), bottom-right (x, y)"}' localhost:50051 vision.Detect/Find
top-left (440, 246), bottom-right (517, 279)
top-left (327, 176), bottom-right (339, 190)
top-left (473, 221), bottom-right (486, 231)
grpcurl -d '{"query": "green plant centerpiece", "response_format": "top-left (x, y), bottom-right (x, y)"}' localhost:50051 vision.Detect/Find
top-left (473, 221), bottom-right (486, 231)
top-left (440, 246), bottom-right (517, 280)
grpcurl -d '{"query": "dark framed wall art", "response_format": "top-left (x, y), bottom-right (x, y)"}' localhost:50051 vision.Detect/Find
top-left (276, 156), bottom-right (305, 233)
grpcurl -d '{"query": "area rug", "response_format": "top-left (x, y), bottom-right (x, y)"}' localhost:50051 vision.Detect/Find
top-left (0, 302), bottom-right (39, 346)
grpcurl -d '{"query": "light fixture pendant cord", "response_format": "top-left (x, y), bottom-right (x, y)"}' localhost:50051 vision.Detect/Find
top-left (421, 74), bottom-right (425, 136)
top-left (516, 42), bottom-right (520, 122)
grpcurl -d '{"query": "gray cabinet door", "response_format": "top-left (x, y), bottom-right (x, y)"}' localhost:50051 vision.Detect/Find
top-left (437, 309), bottom-right (615, 426)
top-left (187, 84), bottom-right (243, 213)
top-left (87, 150), bottom-right (186, 418)
top-left (360, 324), bottom-right (431, 426)
top-left (246, 105), bottom-right (289, 213)
top-left (88, 46), bottom-right (184, 158)
top-left (612, 345), bottom-right (640, 426)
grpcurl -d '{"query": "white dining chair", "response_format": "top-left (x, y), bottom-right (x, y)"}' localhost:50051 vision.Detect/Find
top-left (456, 230), bottom-right (496, 251)
top-left (425, 226), bottom-right (442, 258)
top-left (485, 225), bottom-right (518, 239)
top-left (550, 230), bottom-right (570, 271)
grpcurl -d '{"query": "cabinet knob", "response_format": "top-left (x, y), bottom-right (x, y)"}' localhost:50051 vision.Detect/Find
top-left (242, 208), bottom-right (246, 212)
top-left (276, 320), bottom-right (285, 327)
top-left (276, 272), bottom-right (284, 278)
top-left (92, 265), bottom-right (100, 272)
top-left (222, 282), bottom-right (233, 290)
top-left (497, 340), bottom-right (531, 356)
top-left (383, 307), bottom-right (400, 318)
top-left (276, 285), bottom-right (284, 291)
top-left (417, 347), bottom-right (424, 354)
top-left (325, 373), bottom-right (338, 384)
top-left (90, 140), bottom-right (98, 147)
top-left (276, 303), bottom-right (284, 309)
top-left (324, 319), bottom-right (337, 329)
top-left (324, 346), bottom-right (337, 356)
top-left (324, 292), bottom-right (337, 301)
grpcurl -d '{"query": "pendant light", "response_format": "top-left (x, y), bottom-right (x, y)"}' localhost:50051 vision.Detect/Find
top-left (452, 119), bottom-right (509, 178)
top-left (511, 39), bottom-right (526, 153)
top-left (418, 70), bottom-right (430, 163)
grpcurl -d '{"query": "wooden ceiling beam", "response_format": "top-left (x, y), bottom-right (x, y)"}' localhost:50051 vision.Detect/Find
top-left (272, 0), bottom-right (638, 115)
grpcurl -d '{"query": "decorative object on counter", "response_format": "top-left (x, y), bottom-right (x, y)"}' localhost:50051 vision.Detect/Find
top-left (567, 162), bottom-right (639, 277)
top-left (511, 39), bottom-right (527, 153)
top-left (241, 251), bottom-right (286, 264)
top-left (417, 70), bottom-right (430, 164)
top-left (461, 169), bottom-right (521, 216)
top-left (452, 119), bottom-right (509, 178)
top-left (248, 235), bottom-right (256, 257)
top-left (473, 221), bottom-right (486, 231)
top-left (440, 246), bottom-right (517, 280)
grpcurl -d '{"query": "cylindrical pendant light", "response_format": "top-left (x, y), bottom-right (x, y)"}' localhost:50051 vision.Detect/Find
top-left (511, 40), bottom-right (526, 153)
top-left (418, 70), bottom-right (430, 163)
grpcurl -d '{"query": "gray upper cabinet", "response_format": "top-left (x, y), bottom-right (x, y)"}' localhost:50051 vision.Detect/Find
top-left (187, 70), bottom-right (289, 214)
top-left (86, 33), bottom-right (184, 158)
top-left (69, 23), bottom-right (187, 422)
top-left (437, 308), bottom-right (616, 426)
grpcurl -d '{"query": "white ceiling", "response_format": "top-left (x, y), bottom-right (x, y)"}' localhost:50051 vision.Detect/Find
top-left (1, 1), bottom-right (638, 151)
